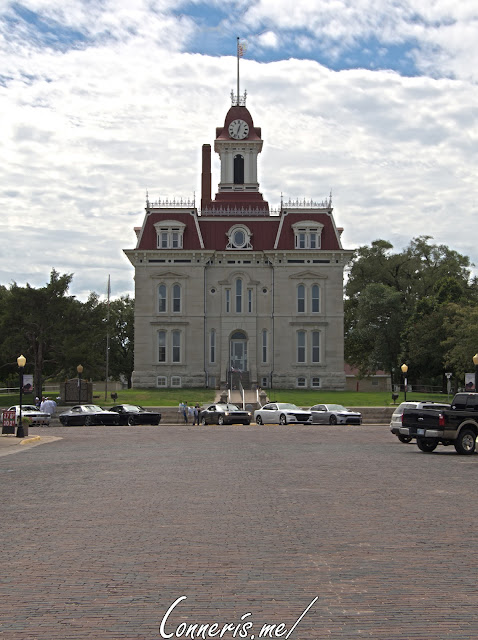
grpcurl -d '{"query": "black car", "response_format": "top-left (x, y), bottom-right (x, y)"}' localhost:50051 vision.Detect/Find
top-left (110, 404), bottom-right (161, 425)
top-left (199, 403), bottom-right (252, 425)
top-left (59, 404), bottom-right (120, 426)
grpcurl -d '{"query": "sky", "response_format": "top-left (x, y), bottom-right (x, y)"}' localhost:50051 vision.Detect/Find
top-left (2, 0), bottom-right (478, 300)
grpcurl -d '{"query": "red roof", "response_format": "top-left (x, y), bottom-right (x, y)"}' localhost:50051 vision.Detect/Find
top-left (135, 210), bottom-right (342, 252)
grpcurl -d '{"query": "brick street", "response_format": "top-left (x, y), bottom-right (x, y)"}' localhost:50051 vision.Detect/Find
top-left (1, 423), bottom-right (477, 640)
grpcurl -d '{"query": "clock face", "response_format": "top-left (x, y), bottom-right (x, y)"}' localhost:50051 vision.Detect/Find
top-left (228, 119), bottom-right (249, 140)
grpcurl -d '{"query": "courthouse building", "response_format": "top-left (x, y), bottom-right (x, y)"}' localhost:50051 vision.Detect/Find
top-left (124, 91), bottom-right (352, 390)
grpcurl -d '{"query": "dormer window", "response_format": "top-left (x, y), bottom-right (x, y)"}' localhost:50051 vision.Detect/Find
top-left (226, 225), bottom-right (252, 250)
top-left (154, 220), bottom-right (186, 249)
top-left (292, 221), bottom-right (323, 250)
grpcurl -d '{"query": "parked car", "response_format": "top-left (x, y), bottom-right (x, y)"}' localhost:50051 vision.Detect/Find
top-left (199, 403), bottom-right (252, 425)
top-left (110, 404), bottom-right (161, 425)
top-left (254, 403), bottom-right (311, 425)
top-left (59, 404), bottom-right (120, 426)
top-left (310, 404), bottom-right (362, 425)
top-left (7, 405), bottom-right (50, 427)
top-left (390, 401), bottom-right (451, 443)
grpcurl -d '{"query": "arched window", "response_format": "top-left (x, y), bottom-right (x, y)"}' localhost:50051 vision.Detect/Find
top-left (172, 331), bottom-right (181, 363)
top-left (210, 330), bottom-right (216, 364)
top-left (297, 285), bottom-right (305, 313)
top-left (234, 154), bottom-right (244, 184)
top-left (158, 331), bottom-right (166, 362)
top-left (297, 331), bottom-right (306, 363)
top-left (311, 285), bottom-right (320, 313)
top-left (235, 278), bottom-right (243, 313)
top-left (312, 331), bottom-right (320, 363)
top-left (158, 285), bottom-right (167, 313)
top-left (172, 284), bottom-right (181, 313)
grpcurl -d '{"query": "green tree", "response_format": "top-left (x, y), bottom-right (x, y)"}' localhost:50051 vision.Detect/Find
top-left (345, 236), bottom-right (477, 387)
top-left (106, 296), bottom-right (134, 388)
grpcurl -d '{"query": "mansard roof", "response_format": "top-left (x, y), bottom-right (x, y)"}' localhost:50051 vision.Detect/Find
top-left (134, 207), bottom-right (344, 252)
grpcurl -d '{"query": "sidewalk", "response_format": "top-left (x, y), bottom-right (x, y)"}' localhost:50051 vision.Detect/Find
top-left (0, 433), bottom-right (41, 448)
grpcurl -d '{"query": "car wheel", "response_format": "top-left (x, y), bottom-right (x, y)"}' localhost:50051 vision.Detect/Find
top-left (329, 415), bottom-right (337, 425)
top-left (256, 415), bottom-right (263, 425)
top-left (397, 434), bottom-right (413, 444)
top-left (84, 416), bottom-right (93, 426)
top-left (201, 416), bottom-right (207, 425)
top-left (454, 428), bottom-right (476, 455)
top-left (417, 437), bottom-right (438, 453)
top-left (62, 417), bottom-right (68, 426)
top-left (279, 414), bottom-right (287, 425)
top-left (218, 415), bottom-right (224, 425)
top-left (127, 415), bottom-right (135, 426)
top-left (244, 421), bottom-right (250, 425)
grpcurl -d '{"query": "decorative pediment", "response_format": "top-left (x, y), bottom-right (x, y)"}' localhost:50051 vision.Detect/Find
top-left (151, 271), bottom-right (189, 279)
top-left (289, 271), bottom-right (328, 280)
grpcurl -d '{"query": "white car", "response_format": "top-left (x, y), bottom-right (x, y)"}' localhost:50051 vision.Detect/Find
top-left (254, 403), bottom-right (311, 425)
top-left (310, 404), bottom-right (362, 425)
top-left (7, 405), bottom-right (51, 426)
top-left (390, 401), bottom-right (450, 443)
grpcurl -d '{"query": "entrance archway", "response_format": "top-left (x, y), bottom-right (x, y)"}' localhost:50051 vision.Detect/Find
top-left (230, 331), bottom-right (247, 371)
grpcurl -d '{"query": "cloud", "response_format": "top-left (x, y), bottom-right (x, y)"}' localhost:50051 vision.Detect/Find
top-left (0, 1), bottom-right (477, 301)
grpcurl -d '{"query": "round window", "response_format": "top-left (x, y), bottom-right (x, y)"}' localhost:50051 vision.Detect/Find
top-left (233, 229), bottom-right (246, 247)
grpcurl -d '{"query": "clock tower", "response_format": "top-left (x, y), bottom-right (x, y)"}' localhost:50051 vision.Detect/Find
top-left (205, 94), bottom-right (268, 214)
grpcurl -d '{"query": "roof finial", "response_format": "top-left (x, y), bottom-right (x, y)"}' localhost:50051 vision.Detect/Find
top-left (146, 189), bottom-right (150, 207)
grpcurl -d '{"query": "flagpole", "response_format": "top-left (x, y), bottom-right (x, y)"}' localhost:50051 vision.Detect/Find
top-left (237, 36), bottom-right (240, 105)
top-left (105, 275), bottom-right (110, 402)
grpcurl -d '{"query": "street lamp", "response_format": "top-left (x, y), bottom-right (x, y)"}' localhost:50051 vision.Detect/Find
top-left (401, 363), bottom-right (408, 402)
top-left (77, 364), bottom-right (83, 404)
top-left (16, 355), bottom-right (27, 438)
top-left (473, 354), bottom-right (478, 392)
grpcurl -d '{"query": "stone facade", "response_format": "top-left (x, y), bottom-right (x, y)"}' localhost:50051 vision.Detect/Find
top-left (125, 98), bottom-right (352, 390)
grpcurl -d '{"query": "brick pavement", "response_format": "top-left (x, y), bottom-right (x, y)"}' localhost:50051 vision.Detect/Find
top-left (0, 423), bottom-right (477, 639)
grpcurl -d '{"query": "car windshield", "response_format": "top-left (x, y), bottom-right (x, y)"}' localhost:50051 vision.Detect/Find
top-left (122, 405), bottom-right (143, 412)
top-left (277, 403), bottom-right (300, 410)
top-left (22, 405), bottom-right (38, 411)
top-left (327, 405), bottom-right (348, 411)
top-left (83, 405), bottom-right (103, 412)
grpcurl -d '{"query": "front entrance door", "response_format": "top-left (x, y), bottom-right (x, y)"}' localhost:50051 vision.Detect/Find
top-left (230, 332), bottom-right (247, 372)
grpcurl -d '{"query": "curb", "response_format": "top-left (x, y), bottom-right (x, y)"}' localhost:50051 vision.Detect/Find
top-left (19, 435), bottom-right (41, 445)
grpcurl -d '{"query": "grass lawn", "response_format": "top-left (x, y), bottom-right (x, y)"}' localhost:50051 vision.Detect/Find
top-left (0, 388), bottom-right (451, 408)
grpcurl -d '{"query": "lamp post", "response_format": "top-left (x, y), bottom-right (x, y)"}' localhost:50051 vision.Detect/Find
top-left (473, 354), bottom-right (478, 393)
top-left (401, 363), bottom-right (408, 402)
top-left (77, 365), bottom-right (83, 404)
top-left (16, 355), bottom-right (27, 438)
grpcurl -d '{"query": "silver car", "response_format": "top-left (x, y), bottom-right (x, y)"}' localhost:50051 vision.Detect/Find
top-left (310, 404), bottom-right (362, 425)
top-left (254, 403), bottom-right (311, 425)
top-left (390, 401), bottom-right (450, 443)
top-left (7, 405), bottom-right (51, 426)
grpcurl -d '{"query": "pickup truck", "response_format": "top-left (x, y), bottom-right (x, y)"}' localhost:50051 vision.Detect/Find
top-left (401, 393), bottom-right (478, 455)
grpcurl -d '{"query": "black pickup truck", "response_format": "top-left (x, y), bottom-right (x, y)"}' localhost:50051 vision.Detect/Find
top-left (401, 392), bottom-right (478, 455)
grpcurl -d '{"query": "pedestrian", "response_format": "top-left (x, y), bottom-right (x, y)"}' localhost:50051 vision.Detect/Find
top-left (180, 401), bottom-right (188, 424)
top-left (188, 404), bottom-right (194, 423)
top-left (193, 403), bottom-right (200, 425)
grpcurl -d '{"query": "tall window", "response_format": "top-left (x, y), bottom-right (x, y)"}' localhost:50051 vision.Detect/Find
top-left (226, 289), bottom-right (230, 313)
top-left (248, 289), bottom-right (252, 313)
top-left (234, 154), bottom-right (244, 184)
top-left (297, 331), bottom-right (306, 363)
top-left (158, 285), bottom-right (167, 312)
top-left (312, 331), bottom-right (320, 363)
top-left (158, 331), bottom-right (166, 362)
top-left (311, 285), bottom-right (320, 313)
top-left (262, 329), bottom-right (268, 363)
top-left (210, 330), bottom-right (216, 364)
top-left (172, 284), bottom-right (181, 313)
top-left (235, 279), bottom-right (242, 313)
top-left (297, 285), bottom-right (305, 313)
top-left (172, 331), bottom-right (181, 363)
